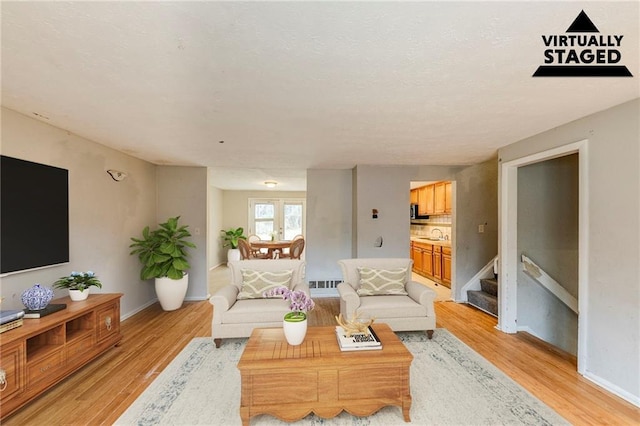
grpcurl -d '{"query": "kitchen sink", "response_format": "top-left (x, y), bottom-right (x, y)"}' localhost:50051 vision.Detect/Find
top-left (418, 237), bottom-right (445, 241)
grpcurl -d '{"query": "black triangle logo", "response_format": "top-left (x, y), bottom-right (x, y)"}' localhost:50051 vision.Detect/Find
top-left (566, 10), bottom-right (599, 33)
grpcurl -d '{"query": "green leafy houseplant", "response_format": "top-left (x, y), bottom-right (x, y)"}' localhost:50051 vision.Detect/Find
top-left (130, 216), bottom-right (196, 280)
top-left (53, 271), bottom-right (103, 291)
top-left (221, 227), bottom-right (246, 249)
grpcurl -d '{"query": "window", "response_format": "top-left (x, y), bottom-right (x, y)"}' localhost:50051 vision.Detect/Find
top-left (249, 198), bottom-right (305, 241)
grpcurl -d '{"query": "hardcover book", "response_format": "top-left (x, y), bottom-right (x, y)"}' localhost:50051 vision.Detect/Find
top-left (0, 309), bottom-right (25, 325)
top-left (335, 325), bottom-right (382, 351)
top-left (0, 318), bottom-right (23, 333)
top-left (23, 303), bottom-right (67, 319)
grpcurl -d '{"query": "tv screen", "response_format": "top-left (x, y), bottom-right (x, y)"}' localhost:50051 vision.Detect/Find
top-left (1, 155), bottom-right (69, 274)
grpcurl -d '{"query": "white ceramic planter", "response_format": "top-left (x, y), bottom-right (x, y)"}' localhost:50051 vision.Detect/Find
top-left (227, 248), bottom-right (241, 262)
top-left (155, 273), bottom-right (189, 311)
top-left (283, 312), bottom-right (308, 346)
top-left (69, 289), bottom-right (90, 301)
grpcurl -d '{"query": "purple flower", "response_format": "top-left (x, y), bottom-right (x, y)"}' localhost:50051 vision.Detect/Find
top-left (263, 287), bottom-right (315, 313)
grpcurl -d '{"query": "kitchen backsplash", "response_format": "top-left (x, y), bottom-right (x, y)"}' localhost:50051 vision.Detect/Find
top-left (411, 214), bottom-right (452, 240)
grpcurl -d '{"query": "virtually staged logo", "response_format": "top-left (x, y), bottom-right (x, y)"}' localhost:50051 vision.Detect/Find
top-left (533, 10), bottom-right (633, 77)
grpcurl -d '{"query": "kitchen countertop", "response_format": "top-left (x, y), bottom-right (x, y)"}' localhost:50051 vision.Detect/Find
top-left (410, 236), bottom-right (451, 247)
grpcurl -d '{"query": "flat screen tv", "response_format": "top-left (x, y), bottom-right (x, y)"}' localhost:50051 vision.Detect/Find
top-left (1, 155), bottom-right (69, 274)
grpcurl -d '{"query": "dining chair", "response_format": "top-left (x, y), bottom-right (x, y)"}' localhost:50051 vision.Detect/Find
top-left (237, 238), bottom-right (253, 260)
top-left (282, 238), bottom-right (305, 259)
top-left (247, 234), bottom-right (267, 258)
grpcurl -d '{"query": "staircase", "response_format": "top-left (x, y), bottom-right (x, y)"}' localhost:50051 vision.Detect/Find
top-left (467, 277), bottom-right (498, 317)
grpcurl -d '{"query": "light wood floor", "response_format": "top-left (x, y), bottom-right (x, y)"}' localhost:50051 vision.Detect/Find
top-left (4, 299), bottom-right (639, 425)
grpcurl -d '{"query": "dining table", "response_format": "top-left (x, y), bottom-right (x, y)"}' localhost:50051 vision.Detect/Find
top-left (249, 240), bottom-right (291, 259)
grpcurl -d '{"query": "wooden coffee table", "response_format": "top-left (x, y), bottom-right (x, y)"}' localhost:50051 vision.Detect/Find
top-left (237, 323), bottom-right (413, 425)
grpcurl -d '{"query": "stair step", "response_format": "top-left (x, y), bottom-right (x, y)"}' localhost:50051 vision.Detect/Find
top-left (467, 290), bottom-right (498, 317)
top-left (480, 278), bottom-right (498, 296)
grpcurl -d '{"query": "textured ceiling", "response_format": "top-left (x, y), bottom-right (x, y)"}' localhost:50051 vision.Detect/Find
top-left (2, 2), bottom-right (638, 190)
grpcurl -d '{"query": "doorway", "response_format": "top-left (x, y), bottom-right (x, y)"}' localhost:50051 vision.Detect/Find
top-left (248, 198), bottom-right (305, 240)
top-left (499, 139), bottom-right (588, 373)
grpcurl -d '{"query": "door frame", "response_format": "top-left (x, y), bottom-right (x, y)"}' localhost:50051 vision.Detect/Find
top-left (247, 198), bottom-right (306, 240)
top-left (498, 138), bottom-right (589, 374)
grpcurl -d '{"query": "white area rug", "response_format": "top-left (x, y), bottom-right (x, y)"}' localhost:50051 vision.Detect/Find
top-left (115, 329), bottom-right (568, 425)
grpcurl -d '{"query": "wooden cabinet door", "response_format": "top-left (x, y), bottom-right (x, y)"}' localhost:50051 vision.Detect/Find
top-left (433, 246), bottom-right (442, 279)
top-left (442, 253), bottom-right (452, 285)
top-left (422, 245), bottom-right (433, 276)
top-left (419, 185), bottom-right (434, 215)
top-left (410, 189), bottom-right (418, 205)
top-left (434, 182), bottom-right (446, 214)
top-left (413, 247), bottom-right (423, 272)
top-left (0, 342), bottom-right (24, 405)
top-left (444, 181), bottom-right (452, 213)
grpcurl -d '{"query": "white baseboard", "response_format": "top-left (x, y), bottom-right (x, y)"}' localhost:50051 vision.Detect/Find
top-left (518, 325), bottom-right (640, 408)
top-left (121, 298), bottom-right (158, 321)
top-left (583, 371), bottom-right (640, 408)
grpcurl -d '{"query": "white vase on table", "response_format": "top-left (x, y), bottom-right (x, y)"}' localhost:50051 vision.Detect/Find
top-left (283, 312), bottom-right (308, 346)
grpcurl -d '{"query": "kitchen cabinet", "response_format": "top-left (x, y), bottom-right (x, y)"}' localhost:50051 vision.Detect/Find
top-left (444, 181), bottom-right (452, 213)
top-left (422, 244), bottom-right (433, 276)
top-left (411, 241), bottom-right (451, 288)
top-left (418, 185), bottom-right (434, 216)
top-left (433, 246), bottom-right (442, 280)
top-left (442, 246), bottom-right (452, 285)
top-left (412, 181), bottom-right (451, 216)
top-left (410, 189), bottom-right (418, 205)
top-left (434, 182), bottom-right (446, 214)
top-left (411, 242), bottom-right (422, 271)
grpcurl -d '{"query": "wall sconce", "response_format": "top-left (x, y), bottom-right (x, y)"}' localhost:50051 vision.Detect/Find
top-left (264, 181), bottom-right (277, 188)
top-left (107, 169), bottom-right (128, 182)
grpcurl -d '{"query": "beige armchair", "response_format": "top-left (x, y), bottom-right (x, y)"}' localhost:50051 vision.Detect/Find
top-left (337, 258), bottom-right (436, 339)
top-left (209, 259), bottom-right (309, 347)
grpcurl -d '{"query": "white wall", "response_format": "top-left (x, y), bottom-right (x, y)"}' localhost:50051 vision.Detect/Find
top-left (156, 166), bottom-right (208, 301)
top-left (453, 158), bottom-right (499, 300)
top-left (354, 165), bottom-right (413, 258)
top-left (517, 154), bottom-right (579, 355)
top-left (0, 108), bottom-right (157, 317)
top-left (305, 169), bottom-right (353, 282)
top-left (499, 98), bottom-right (640, 405)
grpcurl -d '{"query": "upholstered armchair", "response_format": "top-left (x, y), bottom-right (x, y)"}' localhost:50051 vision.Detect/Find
top-left (209, 259), bottom-right (309, 347)
top-left (337, 258), bottom-right (436, 339)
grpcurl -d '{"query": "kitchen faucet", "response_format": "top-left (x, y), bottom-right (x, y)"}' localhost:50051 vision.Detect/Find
top-left (431, 228), bottom-right (444, 240)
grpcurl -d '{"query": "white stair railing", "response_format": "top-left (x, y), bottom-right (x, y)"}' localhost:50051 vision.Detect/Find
top-left (521, 254), bottom-right (578, 314)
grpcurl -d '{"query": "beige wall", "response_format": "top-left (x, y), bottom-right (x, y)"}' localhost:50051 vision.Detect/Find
top-left (156, 166), bottom-right (208, 301)
top-left (0, 108), bottom-right (158, 318)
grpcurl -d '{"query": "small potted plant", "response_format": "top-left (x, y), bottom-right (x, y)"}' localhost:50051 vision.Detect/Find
top-left (221, 227), bottom-right (246, 261)
top-left (130, 216), bottom-right (196, 311)
top-left (53, 271), bottom-right (102, 301)
top-left (264, 287), bottom-right (315, 345)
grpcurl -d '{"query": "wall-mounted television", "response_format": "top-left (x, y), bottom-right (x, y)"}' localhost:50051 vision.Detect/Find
top-left (1, 155), bottom-right (69, 274)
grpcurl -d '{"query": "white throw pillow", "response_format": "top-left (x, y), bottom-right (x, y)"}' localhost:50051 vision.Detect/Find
top-left (357, 267), bottom-right (408, 296)
top-left (237, 269), bottom-right (293, 299)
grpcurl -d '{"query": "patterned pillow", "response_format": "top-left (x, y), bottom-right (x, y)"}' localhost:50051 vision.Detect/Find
top-left (357, 267), bottom-right (408, 296)
top-left (237, 269), bottom-right (293, 299)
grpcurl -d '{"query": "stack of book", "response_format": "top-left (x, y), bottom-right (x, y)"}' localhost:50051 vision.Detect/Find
top-left (335, 325), bottom-right (382, 351)
top-left (0, 309), bottom-right (25, 334)
top-left (23, 303), bottom-right (66, 319)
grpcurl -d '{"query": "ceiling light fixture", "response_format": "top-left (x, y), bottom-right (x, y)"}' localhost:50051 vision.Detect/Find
top-left (264, 181), bottom-right (277, 188)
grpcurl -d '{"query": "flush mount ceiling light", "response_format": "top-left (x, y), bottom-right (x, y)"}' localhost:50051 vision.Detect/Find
top-left (264, 181), bottom-right (277, 188)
